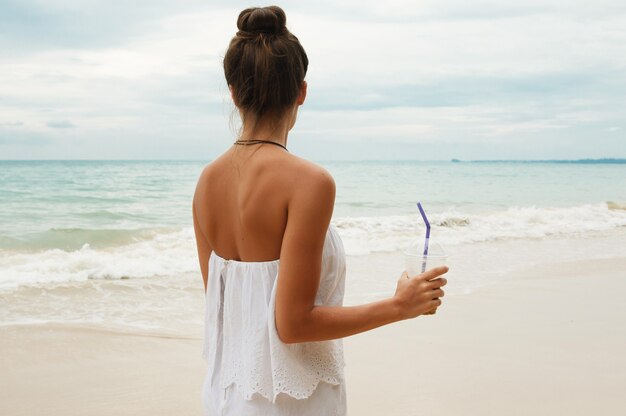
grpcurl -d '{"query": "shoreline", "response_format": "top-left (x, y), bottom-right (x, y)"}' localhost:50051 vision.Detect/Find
top-left (2, 256), bottom-right (625, 415)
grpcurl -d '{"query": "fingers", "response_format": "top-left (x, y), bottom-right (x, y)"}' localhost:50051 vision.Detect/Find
top-left (426, 277), bottom-right (447, 290)
top-left (424, 297), bottom-right (443, 316)
top-left (415, 265), bottom-right (449, 281)
top-left (398, 267), bottom-right (448, 319)
top-left (431, 288), bottom-right (444, 299)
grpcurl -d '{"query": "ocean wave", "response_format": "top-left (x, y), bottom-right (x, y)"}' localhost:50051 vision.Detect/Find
top-left (435, 216), bottom-right (471, 227)
top-left (75, 209), bottom-right (138, 221)
top-left (0, 228), bottom-right (197, 291)
top-left (1, 202), bottom-right (625, 290)
top-left (607, 201), bottom-right (626, 211)
top-left (334, 202), bottom-right (626, 255)
top-left (0, 226), bottom-right (178, 251)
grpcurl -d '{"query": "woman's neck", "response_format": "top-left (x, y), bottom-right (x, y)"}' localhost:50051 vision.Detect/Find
top-left (238, 110), bottom-right (295, 147)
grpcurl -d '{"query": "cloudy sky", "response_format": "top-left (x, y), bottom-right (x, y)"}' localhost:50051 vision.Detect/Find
top-left (1, 0), bottom-right (625, 160)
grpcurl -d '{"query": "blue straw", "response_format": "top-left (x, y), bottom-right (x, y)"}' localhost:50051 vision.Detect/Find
top-left (417, 202), bottom-right (430, 272)
top-left (417, 202), bottom-right (430, 255)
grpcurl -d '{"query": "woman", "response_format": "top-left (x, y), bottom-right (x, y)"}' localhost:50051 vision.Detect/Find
top-left (192, 6), bottom-right (449, 415)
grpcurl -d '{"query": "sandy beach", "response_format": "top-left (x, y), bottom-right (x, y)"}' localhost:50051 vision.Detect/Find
top-left (2, 256), bottom-right (624, 416)
top-left (345, 256), bottom-right (626, 415)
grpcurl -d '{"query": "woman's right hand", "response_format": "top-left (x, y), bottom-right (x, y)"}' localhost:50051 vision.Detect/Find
top-left (393, 266), bottom-right (449, 320)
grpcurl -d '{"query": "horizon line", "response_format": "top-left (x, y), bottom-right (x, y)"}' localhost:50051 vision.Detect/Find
top-left (1, 157), bottom-right (626, 163)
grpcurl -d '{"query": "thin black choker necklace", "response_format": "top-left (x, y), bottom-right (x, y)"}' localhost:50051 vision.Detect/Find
top-left (233, 139), bottom-right (288, 152)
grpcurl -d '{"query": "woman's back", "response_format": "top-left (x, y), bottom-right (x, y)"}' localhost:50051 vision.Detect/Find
top-left (194, 146), bottom-right (329, 263)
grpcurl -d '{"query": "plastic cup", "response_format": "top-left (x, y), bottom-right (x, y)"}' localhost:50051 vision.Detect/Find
top-left (404, 241), bottom-right (448, 315)
top-left (404, 241), bottom-right (448, 277)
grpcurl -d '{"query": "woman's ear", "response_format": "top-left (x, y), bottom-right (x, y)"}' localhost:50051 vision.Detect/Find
top-left (296, 80), bottom-right (307, 105)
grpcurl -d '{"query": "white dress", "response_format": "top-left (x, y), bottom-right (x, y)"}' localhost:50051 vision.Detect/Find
top-left (201, 225), bottom-right (347, 416)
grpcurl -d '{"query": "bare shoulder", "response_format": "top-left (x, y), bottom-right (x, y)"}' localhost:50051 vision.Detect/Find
top-left (193, 163), bottom-right (211, 194)
top-left (192, 158), bottom-right (221, 210)
top-left (286, 155), bottom-right (335, 193)
top-left (283, 155), bottom-right (336, 215)
top-left (197, 154), bottom-right (225, 180)
top-left (194, 153), bottom-right (229, 192)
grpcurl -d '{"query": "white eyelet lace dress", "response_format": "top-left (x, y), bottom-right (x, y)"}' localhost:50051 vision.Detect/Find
top-left (201, 225), bottom-right (347, 416)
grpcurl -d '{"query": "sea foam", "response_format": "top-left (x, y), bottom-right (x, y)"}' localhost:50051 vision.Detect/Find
top-left (335, 202), bottom-right (626, 255)
top-left (1, 202), bottom-right (625, 291)
top-left (0, 228), bottom-right (197, 291)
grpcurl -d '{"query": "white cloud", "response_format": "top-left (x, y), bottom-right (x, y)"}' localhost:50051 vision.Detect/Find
top-left (1, 1), bottom-right (625, 159)
top-left (46, 120), bottom-right (76, 128)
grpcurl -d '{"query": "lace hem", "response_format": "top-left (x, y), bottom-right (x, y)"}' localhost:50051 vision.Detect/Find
top-left (221, 366), bottom-right (346, 402)
top-left (218, 337), bottom-right (346, 402)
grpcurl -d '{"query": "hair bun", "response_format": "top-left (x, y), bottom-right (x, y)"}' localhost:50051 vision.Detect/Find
top-left (237, 6), bottom-right (287, 35)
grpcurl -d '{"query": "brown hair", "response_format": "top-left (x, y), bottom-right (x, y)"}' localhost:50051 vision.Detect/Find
top-left (224, 6), bottom-right (308, 128)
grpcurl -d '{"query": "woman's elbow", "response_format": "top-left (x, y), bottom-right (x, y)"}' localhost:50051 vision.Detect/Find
top-left (275, 317), bottom-right (306, 344)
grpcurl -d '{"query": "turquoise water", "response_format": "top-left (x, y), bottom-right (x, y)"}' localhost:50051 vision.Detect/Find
top-left (1, 160), bottom-right (625, 251)
top-left (328, 160), bottom-right (626, 217)
top-left (0, 160), bottom-right (194, 249)
top-left (1, 159), bottom-right (625, 331)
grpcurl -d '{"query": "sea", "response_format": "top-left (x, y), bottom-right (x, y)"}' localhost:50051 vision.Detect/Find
top-left (1, 159), bottom-right (625, 336)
